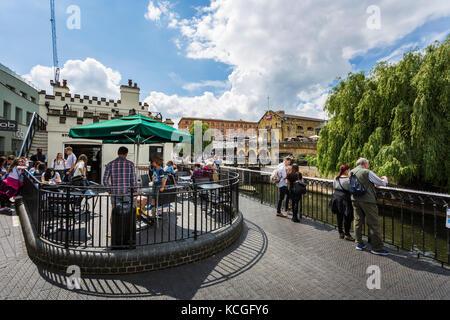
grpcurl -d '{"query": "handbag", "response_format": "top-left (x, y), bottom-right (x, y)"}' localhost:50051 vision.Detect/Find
top-left (71, 175), bottom-right (84, 185)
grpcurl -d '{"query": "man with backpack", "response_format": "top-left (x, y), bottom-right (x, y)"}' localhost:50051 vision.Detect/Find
top-left (271, 157), bottom-right (291, 217)
top-left (349, 158), bottom-right (389, 255)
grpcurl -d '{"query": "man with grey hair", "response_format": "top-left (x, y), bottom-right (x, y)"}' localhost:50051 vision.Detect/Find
top-left (350, 158), bottom-right (389, 255)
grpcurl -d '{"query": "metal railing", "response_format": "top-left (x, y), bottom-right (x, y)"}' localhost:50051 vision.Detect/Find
top-left (226, 166), bottom-right (450, 266)
top-left (18, 112), bottom-right (47, 158)
top-left (21, 169), bottom-right (239, 250)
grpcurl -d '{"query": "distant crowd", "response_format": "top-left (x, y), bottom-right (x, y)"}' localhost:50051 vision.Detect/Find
top-left (0, 147), bottom-right (90, 213)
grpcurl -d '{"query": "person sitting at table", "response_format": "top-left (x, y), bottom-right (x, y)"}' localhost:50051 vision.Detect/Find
top-left (203, 161), bottom-right (217, 180)
top-left (164, 160), bottom-right (177, 176)
top-left (29, 162), bottom-right (47, 181)
top-left (41, 168), bottom-right (62, 184)
top-left (191, 163), bottom-right (207, 180)
top-left (28, 161), bottom-right (41, 176)
top-left (148, 157), bottom-right (167, 214)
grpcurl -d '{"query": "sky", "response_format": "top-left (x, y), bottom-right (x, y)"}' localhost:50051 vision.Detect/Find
top-left (0, 0), bottom-right (449, 126)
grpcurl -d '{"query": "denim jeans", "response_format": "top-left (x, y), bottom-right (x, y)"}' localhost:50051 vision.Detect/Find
top-left (277, 186), bottom-right (289, 213)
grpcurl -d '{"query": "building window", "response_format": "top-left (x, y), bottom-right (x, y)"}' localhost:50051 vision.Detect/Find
top-left (3, 101), bottom-right (11, 119)
top-left (15, 107), bottom-right (23, 124)
top-left (297, 126), bottom-right (303, 130)
top-left (307, 127), bottom-right (314, 131)
top-left (30, 96), bottom-right (36, 103)
top-left (0, 136), bottom-right (5, 155)
top-left (5, 84), bottom-right (15, 92)
top-left (20, 91), bottom-right (28, 99)
top-left (26, 112), bottom-right (33, 126)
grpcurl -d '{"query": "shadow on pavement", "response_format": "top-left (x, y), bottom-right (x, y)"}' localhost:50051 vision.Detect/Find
top-left (37, 219), bottom-right (268, 299)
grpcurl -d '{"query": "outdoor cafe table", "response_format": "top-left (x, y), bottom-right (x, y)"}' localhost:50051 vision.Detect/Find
top-left (197, 183), bottom-right (223, 214)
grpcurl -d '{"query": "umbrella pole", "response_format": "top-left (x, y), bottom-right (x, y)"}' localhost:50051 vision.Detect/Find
top-left (136, 136), bottom-right (141, 180)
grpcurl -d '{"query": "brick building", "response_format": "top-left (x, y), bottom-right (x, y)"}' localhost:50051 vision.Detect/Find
top-left (178, 117), bottom-right (258, 138)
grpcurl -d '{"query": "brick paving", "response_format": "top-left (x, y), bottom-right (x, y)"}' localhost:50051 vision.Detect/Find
top-left (0, 196), bottom-right (449, 300)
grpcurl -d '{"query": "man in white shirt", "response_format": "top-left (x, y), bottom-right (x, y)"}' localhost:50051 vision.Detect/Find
top-left (276, 157), bottom-right (291, 217)
top-left (63, 147), bottom-right (77, 182)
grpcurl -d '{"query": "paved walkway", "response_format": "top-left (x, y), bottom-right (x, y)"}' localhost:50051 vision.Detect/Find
top-left (0, 196), bottom-right (449, 300)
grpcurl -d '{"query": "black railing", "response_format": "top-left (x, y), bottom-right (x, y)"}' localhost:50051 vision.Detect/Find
top-left (18, 112), bottom-right (47, 158)
top-left (21, 169), bottom-right (239, 250)
top-left (227, 167), bottom-right (450, 266)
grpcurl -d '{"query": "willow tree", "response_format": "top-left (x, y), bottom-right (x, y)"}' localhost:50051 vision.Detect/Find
top-left (317, 37), bottom-right (449, 189)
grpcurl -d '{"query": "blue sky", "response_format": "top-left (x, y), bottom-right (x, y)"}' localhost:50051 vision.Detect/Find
top-left (0, 0), bottom-right (229, 96)
top-left (0, 0), bottom-right (449, 123)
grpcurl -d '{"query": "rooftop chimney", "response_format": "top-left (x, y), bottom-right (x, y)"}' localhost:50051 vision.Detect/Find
top-left (276, 110), bottom-right (285, 115)
top-left (128, 79), bottom-right (132, 86)
top-left (63, 79), bottom-right (67, 87)
top-left (134, 82), bottom-right (137, 88)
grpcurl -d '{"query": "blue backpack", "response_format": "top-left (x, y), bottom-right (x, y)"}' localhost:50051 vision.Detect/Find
top-left (349, 172), bottom-right (366, 196)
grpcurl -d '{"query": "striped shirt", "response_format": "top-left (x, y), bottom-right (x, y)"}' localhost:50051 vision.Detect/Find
top-left (103, 157), bottom-right (137, 195)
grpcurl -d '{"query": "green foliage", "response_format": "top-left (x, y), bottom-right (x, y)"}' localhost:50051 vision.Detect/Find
top-left (317, 37), bottom-right (450, 189)
top-left (189, 120), bottom-right (213, 153)
top-left (304, 155), bottom-right (317, 167)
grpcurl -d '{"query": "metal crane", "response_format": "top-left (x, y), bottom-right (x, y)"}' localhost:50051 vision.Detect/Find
top-left (50, 0), bottom-right (60, 85)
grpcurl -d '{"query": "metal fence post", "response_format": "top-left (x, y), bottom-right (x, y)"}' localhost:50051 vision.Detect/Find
top-left (194, 184), bottom-right (198, 240)
top-left (65, 187), bottom-right (70, 249)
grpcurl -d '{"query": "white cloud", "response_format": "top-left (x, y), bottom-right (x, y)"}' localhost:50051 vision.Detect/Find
top-left (144, 1), bottom-right (162, 22)
top-left (148, 0), bottom-right (450, 121)
top-left (23, 1), bottom-right (450, 125)
top-left (23, 58), bottom-right (121, 99)
top-left (182, 80), bottom-right (229, 91)
top-left (144, 1), bottom-right (176, 25)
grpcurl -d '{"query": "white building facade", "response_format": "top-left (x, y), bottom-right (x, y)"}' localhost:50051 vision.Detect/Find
top-left (38, 79), bottom-right (173, 183)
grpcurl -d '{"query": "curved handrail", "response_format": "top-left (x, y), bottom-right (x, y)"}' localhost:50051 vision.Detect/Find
top-left (223, 166), bottom-right (450, 199)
